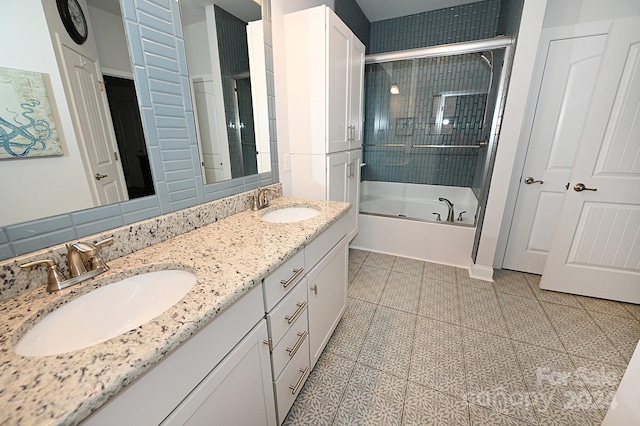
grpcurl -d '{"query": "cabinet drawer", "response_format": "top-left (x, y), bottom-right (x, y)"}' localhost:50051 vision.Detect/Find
top-left (264, 249), bottom-right (305, 312)
top-left (271, 308), bottom-right (309, 381)
top-left (274, 333), bottom-right (310, 424)
top-left (267, 278), bottom-right (308, 346)
top-left (305, 215), bottom-right (347, 270)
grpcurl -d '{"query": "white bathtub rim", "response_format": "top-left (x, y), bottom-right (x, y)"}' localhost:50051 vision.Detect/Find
top-left (358, 211), bottom-right (476, 228)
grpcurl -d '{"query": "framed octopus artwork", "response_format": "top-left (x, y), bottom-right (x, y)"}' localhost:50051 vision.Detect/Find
top-left (0, 67), bottom-right (62, 159)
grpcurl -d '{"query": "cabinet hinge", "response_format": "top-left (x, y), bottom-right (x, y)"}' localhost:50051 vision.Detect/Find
top-left (263, 338), bottom-right (273, 353)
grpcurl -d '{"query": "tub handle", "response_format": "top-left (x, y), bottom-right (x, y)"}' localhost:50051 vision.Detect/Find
top-left (432, 212), bottom-right (441, 221)
top-left (457, 211), bottom-right (467, 221)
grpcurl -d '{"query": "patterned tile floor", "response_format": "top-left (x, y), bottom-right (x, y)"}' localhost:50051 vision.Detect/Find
top-left (283, 249), bottom-right (640, 426)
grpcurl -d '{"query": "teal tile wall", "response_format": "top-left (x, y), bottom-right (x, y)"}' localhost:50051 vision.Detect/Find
top-left (334, 0), bottom-right (370, 46)
top-left (362, 44), bottom-right (493, 187)
top-left (369, 0), bottom-right (500, 54)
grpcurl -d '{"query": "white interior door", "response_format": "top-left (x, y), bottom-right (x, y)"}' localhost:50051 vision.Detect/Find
top-left (503, 30), bottom-right (607, 274)
top-left (541, 15), bottom-right (640, 304)
top-left (192, 79), bottom-right (231, 183)
top-left (61, 44), bottom-right (127, 205)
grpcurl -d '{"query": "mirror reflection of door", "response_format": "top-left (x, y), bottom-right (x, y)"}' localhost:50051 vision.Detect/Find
top-left (55, 0), bottom-right (154, 206)
top-left (181, 0), bottom-right (269, 185)
top-left (103, 75), bottom-right (154, 199)
top-left (60, 45), bottom-right (128, 205)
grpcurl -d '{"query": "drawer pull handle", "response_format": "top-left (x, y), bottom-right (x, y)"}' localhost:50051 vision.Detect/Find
top-left (289, 367), bottom-right (309, 395)
top-left (281, 268), bottom-right (304, 288)
top-left (286, 331), bottom-right (308, 358)
top-left (285, 301), bottom-right (307, 324)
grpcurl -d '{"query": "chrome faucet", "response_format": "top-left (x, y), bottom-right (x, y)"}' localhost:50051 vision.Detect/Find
top-left (438, 198), bottom-right (455, 223)
top-left (19, 237), bottom-right (113, 292)
top-left (250, 187), bottom-right (277, 211)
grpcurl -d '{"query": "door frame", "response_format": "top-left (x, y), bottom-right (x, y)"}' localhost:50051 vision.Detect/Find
top-left (495, 19), bottom-right (612, 271)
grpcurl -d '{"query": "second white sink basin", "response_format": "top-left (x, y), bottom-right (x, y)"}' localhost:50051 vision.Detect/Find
top-left (261, 207), bottom-right (320, 223)
top-left (15, 270), bottom-right (196, 357)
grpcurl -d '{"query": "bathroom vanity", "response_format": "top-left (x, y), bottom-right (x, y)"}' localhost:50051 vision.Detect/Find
top-left (0, 196), bottom-right (350, 425)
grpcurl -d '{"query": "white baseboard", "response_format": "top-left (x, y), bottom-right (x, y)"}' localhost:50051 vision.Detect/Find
top-left (469, 262), bottom-right (494, 282)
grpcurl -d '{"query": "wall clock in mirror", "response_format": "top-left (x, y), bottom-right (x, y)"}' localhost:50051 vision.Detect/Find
top-left (57, 0), bottom-right (88, 44)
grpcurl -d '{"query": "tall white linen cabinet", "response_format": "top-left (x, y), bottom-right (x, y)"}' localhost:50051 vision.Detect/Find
top-left (284, 5), bottom-right (365, 242)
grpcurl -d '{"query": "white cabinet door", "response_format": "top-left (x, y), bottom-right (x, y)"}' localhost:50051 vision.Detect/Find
top-left (503, 31), bottom-right (607, 274)
top-left (541, 15), bottom-right (640, 304)
top-left (326, 9), bottom-right (351, 154)
top-left (347, 149), bottom-right (361, 241)
top-left (327, 151), bottom-right (349, 203)
top-left (307, 239), bottom-right (348, 368)
top-left (349, 36), bottom-right (365, 150)
top-left (162, 320), bottom-right (276, 426)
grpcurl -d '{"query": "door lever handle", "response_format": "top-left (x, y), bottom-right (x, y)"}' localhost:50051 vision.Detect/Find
top-left (524, 177), bottom-right (543, 184)
top-left (573, 183), bottom-right (597, 192)
top-left (95, 173), bottom-right (108, 181)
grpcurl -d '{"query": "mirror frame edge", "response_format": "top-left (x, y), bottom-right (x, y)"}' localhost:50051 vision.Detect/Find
top-left (0, 0), bottom-right (278, 261)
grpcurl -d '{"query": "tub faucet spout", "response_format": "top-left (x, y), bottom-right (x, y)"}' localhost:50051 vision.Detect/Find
top-left (438, 197), bottom-right (455, 222)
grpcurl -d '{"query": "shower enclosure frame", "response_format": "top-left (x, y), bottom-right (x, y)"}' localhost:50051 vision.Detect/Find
top-left (352, 36), bottom-right (514, 267)
top-left (361, 36), bottom-right (514, 227)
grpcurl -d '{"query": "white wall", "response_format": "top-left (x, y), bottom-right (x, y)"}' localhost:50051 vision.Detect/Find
top-left (88, 6), bottom-right (133, 78)
top-left (543, 0), bottom-right (640, 28)
top-left (183, 20), bottom-right (214, 79)
top-left (0, 0), bottom-right (93, 228)
top-left (473, 0), bottom-right (548, 272)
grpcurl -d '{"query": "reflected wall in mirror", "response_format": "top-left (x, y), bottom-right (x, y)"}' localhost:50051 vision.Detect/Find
top-left (180, 0), bottom-right (271, 185)
top-left (0, 0), bottom-right (153, 228)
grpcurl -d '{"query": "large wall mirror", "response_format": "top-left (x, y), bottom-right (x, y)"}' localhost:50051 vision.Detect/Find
top-left (180, 0), bottom-right (271, 184)
top-left (0, 0), bottom-right (155, 229)
top-left (0, 0), bottom-right (277, 260)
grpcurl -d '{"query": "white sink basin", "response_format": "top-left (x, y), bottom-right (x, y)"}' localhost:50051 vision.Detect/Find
top-left (15, 270), bottom-right (196, 357)
top-left (261, 207), bottom-right (320, 223)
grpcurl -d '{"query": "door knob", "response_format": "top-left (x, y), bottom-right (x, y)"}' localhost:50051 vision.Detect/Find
top-left (524, 177), bottom-right (543, 184)
top-left (95, 173), bottom-right (108, 181)
top-left (573, 183), bottom-right (597, 192)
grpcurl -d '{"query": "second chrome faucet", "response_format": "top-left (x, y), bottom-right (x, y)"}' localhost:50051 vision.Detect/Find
top-left (250, 187), bottom-right (277, 211)
top-left (438, 197), bottom-right (455, 223)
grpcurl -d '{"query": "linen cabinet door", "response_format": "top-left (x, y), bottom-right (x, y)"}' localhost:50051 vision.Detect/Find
top-left (348, 36), bottom-right (365, 150)
top-left (326, 8), bottom-right (351, 153)
top-left (327, 151), bottom-right (349, 203)
top-left (161, 320), bottom-right (276, 426)
top-left (347, 149), bottom-right (361, 241)
top-left (307, 239), bottom-right (348, 368)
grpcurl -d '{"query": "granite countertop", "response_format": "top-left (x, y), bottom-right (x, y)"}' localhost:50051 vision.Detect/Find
top-left (0, 197), bottom-right (350, 426)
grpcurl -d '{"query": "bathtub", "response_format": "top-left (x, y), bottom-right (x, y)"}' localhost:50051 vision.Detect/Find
top-left (351, 181), bottom-right (478, 267)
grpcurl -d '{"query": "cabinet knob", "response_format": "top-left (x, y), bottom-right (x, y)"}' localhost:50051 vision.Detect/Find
top-left (310, 284), bottom-right (318, 295)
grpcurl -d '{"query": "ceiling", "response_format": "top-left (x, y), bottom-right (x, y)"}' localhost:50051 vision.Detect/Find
top-left (355, 0), bottom-right (485, 22)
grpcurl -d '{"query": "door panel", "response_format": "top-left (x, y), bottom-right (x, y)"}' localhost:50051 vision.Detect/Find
top-left (327, 151), bottom-right (348, 202)
top-left (503, 33), bottom-right (606, 273)
top-left (349, 37), bottom-right (365, 149)
top-left (326, 10), bottom-right (351, 153)
top-left (541, 16), bottom-right (640, 303)
top-left (61, 45), bottom-right (127, 205)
